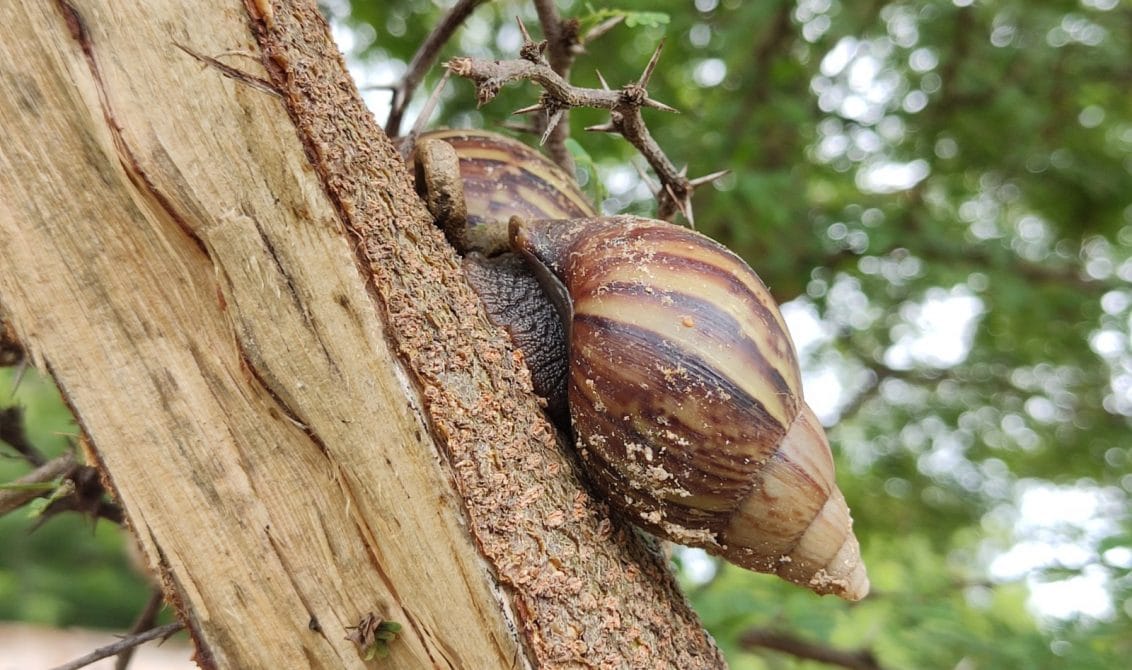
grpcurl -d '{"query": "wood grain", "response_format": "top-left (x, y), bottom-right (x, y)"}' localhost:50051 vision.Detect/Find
top-left (0, 2), bottom-right (514, 666)
top-left (0, 1), bottom-right (725, 667)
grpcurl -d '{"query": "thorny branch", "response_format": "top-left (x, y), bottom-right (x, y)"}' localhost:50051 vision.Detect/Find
top-left (0, 452), bottom-right (76, 516)
top-left (0, 405), bottom-right (160, 667)
top-left (0, 406), bottom-right (124, 525)
top-left (115, 588), bottom-right (168, 670)
top-left (50, 622), bottom-right (184, 670)
top-left (447, 35), bottom-right (726, 225)
top-left (35, 458), bottom-right (126, 527)
top-left (529, 1), bottom-right (578, 171)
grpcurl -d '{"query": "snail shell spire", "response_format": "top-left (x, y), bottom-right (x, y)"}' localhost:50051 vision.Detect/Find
top-left (511, 215), bottom-right (868, 600)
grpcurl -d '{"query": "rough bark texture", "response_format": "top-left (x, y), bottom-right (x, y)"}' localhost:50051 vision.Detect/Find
top-left (0, 1), bottom-right (724, 668)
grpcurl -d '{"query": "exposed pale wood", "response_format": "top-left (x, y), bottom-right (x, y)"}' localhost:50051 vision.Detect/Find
top-left (0, 1), bottom-right (724, 668)
top-left (0, 2), bottom-right (515, 667)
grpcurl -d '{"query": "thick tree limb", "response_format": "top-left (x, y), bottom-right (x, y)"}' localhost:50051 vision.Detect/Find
top-left (249, 2), bottom-right (722, 666)
top-left (0, 0), bottom-right (721, 667)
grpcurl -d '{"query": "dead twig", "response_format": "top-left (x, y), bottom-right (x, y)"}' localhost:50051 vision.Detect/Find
top-left (173, 42), bottom-right (281, 97)
top-left (385, 0), bottom-right (489, 137)
top-left (50, 622), bottom-right (184, 670)
top-left (115, 588), bottom-right (168, 670)
top-left (446, 39), bottom-right (726, 224)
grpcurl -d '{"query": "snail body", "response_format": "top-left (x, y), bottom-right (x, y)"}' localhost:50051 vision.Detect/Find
top-left (512, 215), bottom-right (867, 600)
top-left (415, 131), bottom-right (868, 600)
top-left (415, 129), bottom-right (593, 418)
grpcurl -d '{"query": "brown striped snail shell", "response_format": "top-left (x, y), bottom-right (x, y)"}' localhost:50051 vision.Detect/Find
top-left (415, 129), bottom-right (595, 255)
top-left (413, 131), bottom-right (868, 599)
top-left (510, 215), bottom-right (869, 601)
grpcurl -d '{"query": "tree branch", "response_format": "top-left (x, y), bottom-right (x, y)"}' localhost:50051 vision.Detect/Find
top-left (1, 1), bottom-right (723, 665)
top-left (447, 42), bottom-right (726, 224)
top-left (385, 0), bottom-right (489, 137)
top-left (0, 452), bottom-right (76, 517)
top-left (740, 628), bottom-right (886, 670)
top-left (531, 1), bottom-right (579, 171)
top-left (115, 588), bottom-right (168, 670)
top-left (50, 622), bottom-right (184, 670)
top-left (0, 405), bottom-right (47, 467)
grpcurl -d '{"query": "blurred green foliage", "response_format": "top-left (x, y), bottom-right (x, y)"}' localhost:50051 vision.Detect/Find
top-left (339, 0), bottom-right (1132, 666)
top-left (0, 369), bottom-right (154, 629)
top-left (4, 0), bottom-right (1131, 667)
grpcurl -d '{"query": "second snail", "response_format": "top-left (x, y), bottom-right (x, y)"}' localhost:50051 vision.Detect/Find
top-left (414, 129), bottom-right (868, 601)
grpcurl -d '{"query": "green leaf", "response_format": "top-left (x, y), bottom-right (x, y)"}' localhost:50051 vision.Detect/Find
top-left (378, 621), bottom-right (403, 634)
top-left (579, 6), bottom-right (670, 33)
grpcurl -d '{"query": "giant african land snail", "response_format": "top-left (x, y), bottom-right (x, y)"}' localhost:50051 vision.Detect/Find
top-left (413, 129), bottom-right (869, 601)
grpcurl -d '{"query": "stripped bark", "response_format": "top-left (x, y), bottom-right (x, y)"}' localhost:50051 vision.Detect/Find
top-left (0, 1), bottom-right (722, 667)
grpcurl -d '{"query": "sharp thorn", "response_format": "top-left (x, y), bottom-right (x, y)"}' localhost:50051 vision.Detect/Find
top-left (540, 109), bottom-right (565, 145)
top-left (515, 16), bottom-right (533, 43)
top-left (500, 121), bottom-right (540, 134)
top-left (632, 161), bottom-right (660, 194)
top-left (639, 39), bottom-right (666, 88)
top-left (10, 359), bottom-right (29, 399)
top-left (642, 98), bottom-right (679, 113)
top-left (512, 102), bottom-right (546, 115)
top-left (595, 69), bottom-right (611, 91)
top-left (689, 169), bottom-right (731, 187)
top-left (661, 182), bottom-right (693, 227)
top-left (584, 122), bottom-right (617, 133)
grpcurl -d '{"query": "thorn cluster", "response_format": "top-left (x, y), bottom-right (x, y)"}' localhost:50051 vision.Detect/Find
top-left (445, 23), bottom-right (727, 226)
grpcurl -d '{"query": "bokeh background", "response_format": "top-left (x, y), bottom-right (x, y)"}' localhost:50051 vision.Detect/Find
top-left (3, 1), bottom-right (1130, 667)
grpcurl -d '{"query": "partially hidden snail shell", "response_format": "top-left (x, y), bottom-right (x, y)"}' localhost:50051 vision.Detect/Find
top-left (511, 214), bottom-right (869, 601)
top-left (417, 129), bottom-right (595, 254)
